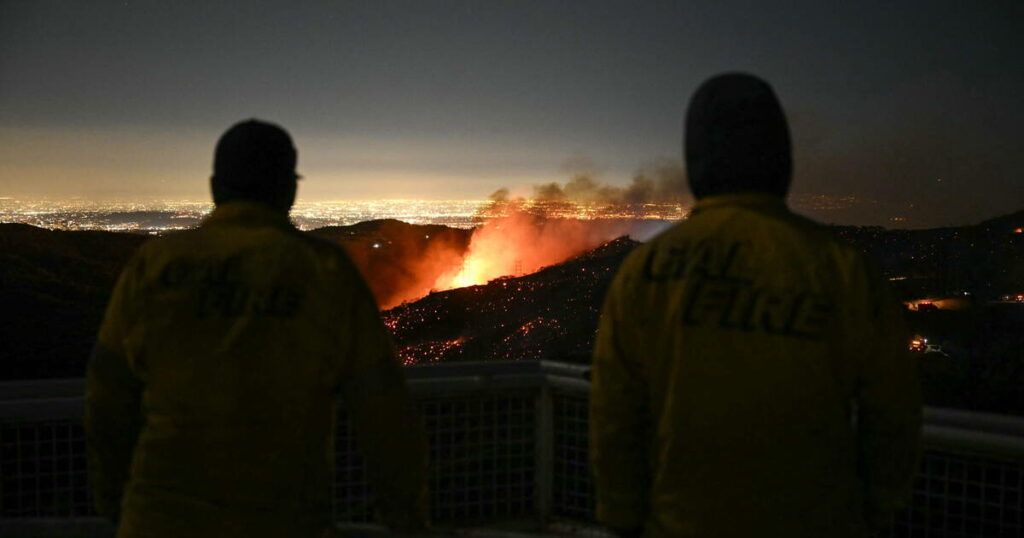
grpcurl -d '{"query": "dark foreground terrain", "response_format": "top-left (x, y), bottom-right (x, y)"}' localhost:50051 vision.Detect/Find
top-left (1, 210), bottom-right (1022, 414)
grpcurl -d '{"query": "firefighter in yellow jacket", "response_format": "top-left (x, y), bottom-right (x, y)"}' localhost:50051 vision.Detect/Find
top-left (86, 120), bottom-right (428, 538)
top-left (591, 74), bottom-right (921, 538)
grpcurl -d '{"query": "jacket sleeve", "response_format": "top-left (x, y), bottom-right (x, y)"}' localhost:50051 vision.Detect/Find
top-left (590, 264), bottom-right (651, 529)
top-left (851, 259), bottom-right (922, 529)
top-left (337, 276), bottom-right (429, 531)
top-left (85, 257), bottom-right (145, 521)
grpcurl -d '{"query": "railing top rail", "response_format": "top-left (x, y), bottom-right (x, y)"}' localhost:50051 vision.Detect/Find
top-left (404, 360), bottom-right (588, 380)
top-left (3, 361), bottom-right (1024, 459)
top-left (0, 377), bottom-right (85, 401)
top-left (923, 406), bottom-right (1024, 437)
top-left (0, 361), bottom-right (590, 402)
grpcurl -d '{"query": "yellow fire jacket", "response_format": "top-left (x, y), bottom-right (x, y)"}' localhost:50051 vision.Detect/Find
top-left (591, 193), bottom-right (921, 538)
top-left (86, 201), bottom-right (428, 538)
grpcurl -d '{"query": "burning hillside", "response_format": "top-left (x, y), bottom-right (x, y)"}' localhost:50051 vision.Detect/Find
top-left (310, 220), bottom-right (471, 307)
top-left (322, 164), bottom-right (687, 308)
top-left (430, 212), bottom-right (669, 291)
top-left (317, 211), bottom-right (673, 309)
top-left (383, 236), bottom-right (641, 365)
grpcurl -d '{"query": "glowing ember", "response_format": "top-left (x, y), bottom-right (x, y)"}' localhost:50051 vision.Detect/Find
top-left (397, 337), bottom-right (466, 366)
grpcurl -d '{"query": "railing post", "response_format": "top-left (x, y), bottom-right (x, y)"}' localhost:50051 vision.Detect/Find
top-left (534, 383), bottom-right (554, 529)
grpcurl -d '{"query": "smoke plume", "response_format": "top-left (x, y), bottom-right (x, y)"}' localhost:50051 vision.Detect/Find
top-left (428, 161), bottom-right (688, 294)
top-left (528, 159), bottom-right (690, 205)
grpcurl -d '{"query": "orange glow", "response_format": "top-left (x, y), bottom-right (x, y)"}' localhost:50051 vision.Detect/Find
top-left (904, 297), bottom-right (971, 311)
top-left (431, 212), bottom-right (635, 291)
top-left (1014, 228), bottom-right (1023, 234)
top-left (909, 335), bottom-right (929, 351)
top-left (359, 203), bottom-right (678, 308)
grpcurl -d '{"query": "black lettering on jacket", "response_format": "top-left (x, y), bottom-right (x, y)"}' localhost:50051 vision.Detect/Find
top-left (158, 256), bottom-right (304, 319)
top-left (682, 277), bottom-right (833, 340)
top-left (643, 239), bottom-right (833, 339)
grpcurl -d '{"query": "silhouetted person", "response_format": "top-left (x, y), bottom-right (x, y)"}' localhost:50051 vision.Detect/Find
top-left (590, 74), bottom-right (921, 538)
top-left (86, 120), bottom-right (428, 538)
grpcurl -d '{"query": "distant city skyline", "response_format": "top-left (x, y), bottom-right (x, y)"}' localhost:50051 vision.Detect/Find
top-left (2, 1), bottom-right (1022, 228)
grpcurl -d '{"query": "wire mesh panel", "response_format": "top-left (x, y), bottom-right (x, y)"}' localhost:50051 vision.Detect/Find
top-left (551, 391), bottom-right (595, 521)
top-left (549, 390), bottom-right (1024, 538)
top-left (881, 449), bottom-right (1023, 538)
top-left (332, 409), bottom-right (374, 523)
top-left (2, 372), bottom-right (1023, 538)
top-left (331, 391), bottom-right (539, 526)
top-left (0, 419), bottom-right (93, 518)
top-left (423, 392), bottom-right (536, 523)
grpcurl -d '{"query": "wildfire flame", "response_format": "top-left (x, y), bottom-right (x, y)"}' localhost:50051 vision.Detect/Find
top-left (431, 210), bottom-right (669, 291)
top-left (433, 217), bottom-right (534, 289)
top-left (356, 202), bottom-right (682, 309)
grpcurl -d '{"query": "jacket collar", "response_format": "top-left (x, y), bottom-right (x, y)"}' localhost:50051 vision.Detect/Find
top-left (689, 192), bottom-right (789, 217)
top-left (202, 200), bottom-right (295, 229)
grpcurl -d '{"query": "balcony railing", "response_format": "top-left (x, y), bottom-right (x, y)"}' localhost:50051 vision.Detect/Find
top-left (2, 361), bottom-right (1022, 537)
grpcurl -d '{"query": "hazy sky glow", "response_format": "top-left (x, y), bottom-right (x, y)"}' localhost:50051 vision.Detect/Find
top-left (1, 0), bottom-right (1021, 227)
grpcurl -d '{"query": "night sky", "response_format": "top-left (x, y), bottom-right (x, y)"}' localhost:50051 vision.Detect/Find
top-left (1, 1), bottom-right (1021, 227)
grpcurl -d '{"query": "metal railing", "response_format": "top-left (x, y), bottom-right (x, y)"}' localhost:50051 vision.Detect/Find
top-left (1, 361), bottom-right (1022, 537)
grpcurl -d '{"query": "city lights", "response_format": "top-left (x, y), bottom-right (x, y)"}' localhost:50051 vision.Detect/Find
top-left (0, 194), bottom-right (889, 234)
top-left (0, 198), bottom-right (691, 233)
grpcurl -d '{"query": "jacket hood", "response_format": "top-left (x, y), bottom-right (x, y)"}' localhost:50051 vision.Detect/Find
top-left (684, 73), bottom-right (792, 199)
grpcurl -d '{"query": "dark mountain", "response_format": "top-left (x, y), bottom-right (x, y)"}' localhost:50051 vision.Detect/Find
top-left (0, 220), bottom-right (469, 380)
top-left (0, 224), bottom-right (148, 380)
top-left (2, 209), bottom-right (1022, 399)
top-left (831, 210), bottom-right (1024, 300)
